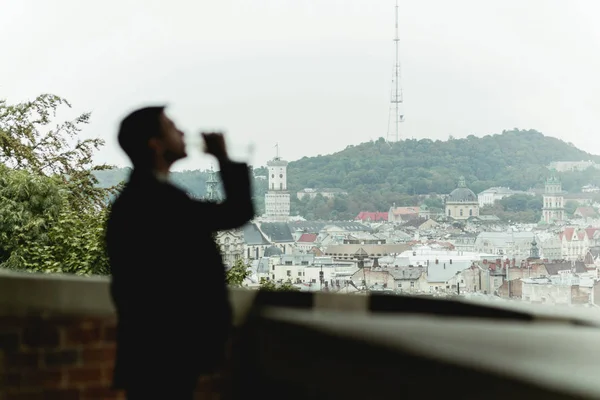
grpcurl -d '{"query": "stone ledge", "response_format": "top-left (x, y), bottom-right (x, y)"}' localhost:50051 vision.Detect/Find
top-left (237, 307), bottom-right (600, 399)
top-left (2, 269), bottom-right (600, 327)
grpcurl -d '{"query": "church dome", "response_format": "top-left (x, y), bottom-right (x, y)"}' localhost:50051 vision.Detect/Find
top-left (264, 245), bottom-right (283, 257)
top-left (446, 176), bottom-right (477, 203)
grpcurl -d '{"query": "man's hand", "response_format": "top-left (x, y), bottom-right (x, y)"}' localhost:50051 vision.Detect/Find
top-left (202, 132), bottom-right (229, 161)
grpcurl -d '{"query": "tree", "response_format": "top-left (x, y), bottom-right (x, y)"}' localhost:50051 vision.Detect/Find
top-left (259, 277), bottom-right (299, 291)
top-left (0, 95), bottom-right (115, 274)
top-left (225, 258), bottom-right (252, 287)
top-left (0, 94), bottom-right (115, 210)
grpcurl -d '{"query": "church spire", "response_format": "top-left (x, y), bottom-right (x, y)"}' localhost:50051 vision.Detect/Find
top-left (204, 165), bottom-right (220, 201)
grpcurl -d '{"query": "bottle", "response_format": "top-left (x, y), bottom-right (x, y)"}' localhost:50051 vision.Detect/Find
top-left (185, 132), bottom-right (255, 164)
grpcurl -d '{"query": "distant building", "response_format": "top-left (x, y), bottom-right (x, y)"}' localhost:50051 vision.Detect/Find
top-left (444, 176), bottom-right (479, 220)
top-left (547, 160), bottom-right (599, 172)
top-left (478, 187), bottom-right (532, 207)
top-left (388, 206), bottom-right (420, 223)
top-left (541, 171), bottom-right (565, 224)
top-left (297, 188), bottom-right (348, 200)
top-left (355, 211), bottom-right (388, 222)
top-left (264, 145), bottom-right (290, 221)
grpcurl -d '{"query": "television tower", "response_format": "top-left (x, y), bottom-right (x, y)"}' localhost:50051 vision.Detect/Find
top-left (387, 0), bottom-right (404, 144)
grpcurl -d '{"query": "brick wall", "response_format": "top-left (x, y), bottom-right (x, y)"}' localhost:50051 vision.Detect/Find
top-left (0, 314), bottom-right (224, 400)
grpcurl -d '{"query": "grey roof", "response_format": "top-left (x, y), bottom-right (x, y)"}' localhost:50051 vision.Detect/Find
top-left (287, 221), bottom-right (373, 233)
top-left (325, 244), bottom-right (411, 257)
top-left (446, 187), bottom-right (477, 203)
top-left (264, 245), bottom-right (284, 257)
top-left (427, 261), bottom-right (472, 283)
top-left (256, 258), bottom-right (270, 274)
top-left (387, 266), bottom-right (425, 280)
top-left (242, 223), bottom-right (271, 245)
top-left (545, 261), bottom-right (587, 275)
top-left (260, 222), bottom-right (295, 242)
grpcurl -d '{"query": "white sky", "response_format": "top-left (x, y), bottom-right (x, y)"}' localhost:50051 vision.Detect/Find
top-left (1, 0), bottom-right (599, 171)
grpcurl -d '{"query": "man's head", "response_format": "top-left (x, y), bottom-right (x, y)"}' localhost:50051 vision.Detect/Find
top-left (118, 106), bottom-right (187, 171)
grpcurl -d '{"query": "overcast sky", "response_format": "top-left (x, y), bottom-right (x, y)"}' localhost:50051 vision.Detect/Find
top-left (1, 0), bottom-right (599, 171)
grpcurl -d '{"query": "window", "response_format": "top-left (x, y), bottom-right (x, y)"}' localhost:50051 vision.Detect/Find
top-left (410, 281), bottom-right (414, 287)
top-left (298, 271), bottom-right (302, 276)
top-left (286, 270), bottom-right (291, 277)
top-left (285, 261), bottom-right (292, 266)
top-left (469, 209), bottom-right (473, 216)
top-left (448, 209), bottom-right (451, 216)
top-left (460, 209), bottom-right (463, 216)
top-left (301, 261), bottom-right (309, 265)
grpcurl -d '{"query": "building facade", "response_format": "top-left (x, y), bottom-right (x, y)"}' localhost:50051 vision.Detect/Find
top-left (445, 176), bottom-right (479, 220)
top-left (542, 171), bottom-right (565, 224)
top-left (264, 147), bottom-right (291, 221)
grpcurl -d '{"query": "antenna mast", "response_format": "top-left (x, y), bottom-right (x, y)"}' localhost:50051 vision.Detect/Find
top-left (387, 0), bottom-right (404, 143)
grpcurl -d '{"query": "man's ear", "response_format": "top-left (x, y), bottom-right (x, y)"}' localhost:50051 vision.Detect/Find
top-left (148, 137), bottom-right (162, 153)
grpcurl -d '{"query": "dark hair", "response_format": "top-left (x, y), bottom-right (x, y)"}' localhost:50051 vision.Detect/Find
top-left (118, 106), bottom-right (166, 168)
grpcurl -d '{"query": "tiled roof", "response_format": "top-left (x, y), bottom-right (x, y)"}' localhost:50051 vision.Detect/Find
top-left (260, 222), bottom-right (295, 242)
top-left (390, 207), bottom-right (420, 215)
top-left (242, 223), bottom-right (271, 245)
top-left (355, 212), bottom-right (388, 222)
top-left (287, 221), bottom-right (373, 233)
top-left (298, 233), bottom-right (318, 243)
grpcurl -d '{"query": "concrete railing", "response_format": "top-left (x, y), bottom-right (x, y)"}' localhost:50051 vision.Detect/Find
top-left (2, 270), bottom-right (600, 399)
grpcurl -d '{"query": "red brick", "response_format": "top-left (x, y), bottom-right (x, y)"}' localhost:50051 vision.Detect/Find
top-left (22, 325), bottom-right (61, 348)
top-left (81, 345), bottom-right (115, 365)
top-left (5, 390), bottom-right (44, 400)
top-left (66, 367), bottom-right (103, 385)
top-left (0, 332), bottom-right (21, 351)
top-left (42, 388), bottom-right (81, 400)
top-left (5, 351), bottom-right (41, 368)
top-left (81, 386), bottom-right (124, 400)
top-left (0, 316), bottom-right (26, 330)
top-left (102, 324), bottom-right (117, 342)
top-left (19, 370), bottom-right (65, 388)
top-left (65, 325), bottom-right (101, 345)
top-left (102, 367), bottom-right (115, 385)
top-left (4, 372), bottom-right (22, 388)
top-left (44, 349), bottom-right (79, 367)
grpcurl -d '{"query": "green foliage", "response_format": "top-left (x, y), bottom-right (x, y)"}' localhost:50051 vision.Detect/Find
top-left (480, 194), bottom-right (543, 223)
top-left (0, 95), bottom-right (113, 275)
top-left (95, 165), bottom-right (270, 216)
top-left (285, 130), bottom-right (600, 219)
top-left (225, 258), bottom-right (252, 287)
top-left (94, 129), bottom-right (600, 223)
top-left (259, 278), bottom-right (299, 291)
top-left (564, 200), bottom-right (579, 215)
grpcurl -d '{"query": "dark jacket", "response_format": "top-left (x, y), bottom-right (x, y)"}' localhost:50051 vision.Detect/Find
top-left (105, 161), bottom-right (254, 389)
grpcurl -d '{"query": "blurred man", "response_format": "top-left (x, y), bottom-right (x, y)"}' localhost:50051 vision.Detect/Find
top-left (105, 106), bottom-right (254, 399)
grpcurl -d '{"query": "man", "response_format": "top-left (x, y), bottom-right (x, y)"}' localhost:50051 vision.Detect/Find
top-left (105, 106), bottom-right (255, 399)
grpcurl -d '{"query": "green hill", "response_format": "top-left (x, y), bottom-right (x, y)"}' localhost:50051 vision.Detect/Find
top-left (287, 129), bottom-right (600, 195)
top-left (94, 129), bottom-right (600, 221)
top-left (285, 129), bottom-right (600, 220)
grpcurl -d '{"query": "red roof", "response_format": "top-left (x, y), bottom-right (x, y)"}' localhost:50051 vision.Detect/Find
top-left (298, 233), bottom-right (318, 243)
top-left (559, 226), bottom-right (599, 241)
top-left (355, 211), bottom-right (388, 222)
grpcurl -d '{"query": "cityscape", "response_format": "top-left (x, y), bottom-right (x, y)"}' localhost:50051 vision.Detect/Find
top-left (215, 151), bottom-right (600, 307)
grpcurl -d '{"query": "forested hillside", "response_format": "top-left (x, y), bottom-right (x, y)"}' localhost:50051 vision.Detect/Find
top-left (95, 130), bottom-right (600, 221)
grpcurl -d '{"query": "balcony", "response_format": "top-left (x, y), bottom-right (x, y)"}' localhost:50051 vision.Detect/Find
top-left (2, 270), bottom-right (600, 399)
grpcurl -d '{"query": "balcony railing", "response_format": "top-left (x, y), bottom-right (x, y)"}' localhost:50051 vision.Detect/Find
top-left (2, 269), bottom-right (600, 399)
